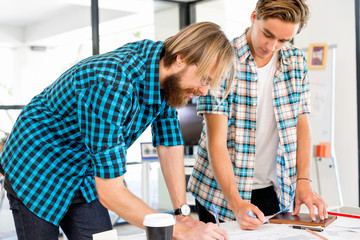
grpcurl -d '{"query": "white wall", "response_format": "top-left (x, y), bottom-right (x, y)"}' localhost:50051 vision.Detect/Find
top-left (0, 25), bottom-right (23, 47)
top-left (295, 0), bottom-right (358, 207)
top-left (154, 2), bottom-right (179, 41)
top-left (196, 0), bottom-right (256, 40)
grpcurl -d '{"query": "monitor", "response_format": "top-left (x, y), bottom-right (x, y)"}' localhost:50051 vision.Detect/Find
top-left (177, 103), bottom-right (204, 150)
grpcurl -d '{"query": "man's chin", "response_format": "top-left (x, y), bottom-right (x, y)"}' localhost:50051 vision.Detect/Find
top-left (166, 97), bottom-right (190, 108)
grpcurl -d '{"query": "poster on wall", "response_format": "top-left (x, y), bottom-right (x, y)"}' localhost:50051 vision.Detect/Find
top-left (308, 43), bottom-right (328, 70)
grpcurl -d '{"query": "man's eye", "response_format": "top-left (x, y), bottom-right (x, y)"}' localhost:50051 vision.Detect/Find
top-left (200, 76), bottom-right (211, 86)
top-left (264, 33), bottom-right (271, 38)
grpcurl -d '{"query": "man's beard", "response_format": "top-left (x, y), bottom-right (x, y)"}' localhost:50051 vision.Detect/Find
top-left (163, 71), bottom-right (200, 108)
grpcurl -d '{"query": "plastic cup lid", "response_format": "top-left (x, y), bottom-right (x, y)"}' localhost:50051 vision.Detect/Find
top-left (143, 213), bottom-right (175, 227)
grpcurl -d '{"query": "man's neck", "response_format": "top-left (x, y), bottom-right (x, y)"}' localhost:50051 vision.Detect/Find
top-left (254, 55), bottom-right (273, 68)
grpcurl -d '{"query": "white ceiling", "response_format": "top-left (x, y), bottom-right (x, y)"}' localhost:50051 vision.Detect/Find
top-left (0, 0), bottom-right (152, 26)
top-left (0, 0), bottom-right (67, 26)
top-left (0, 0), bottom-right (177, 47)
top-left (0, 0), bottom-right (177, 27)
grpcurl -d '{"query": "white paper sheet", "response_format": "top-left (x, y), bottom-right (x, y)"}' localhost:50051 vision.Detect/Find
top-left (116, 217), bottom-right (360, 240)
top-left (222, 222), bottom-right (318, 240)
top-left (93, 229), bottom-right (118, 240)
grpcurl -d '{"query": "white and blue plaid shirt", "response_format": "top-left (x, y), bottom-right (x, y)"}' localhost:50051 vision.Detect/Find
top-left (188, 31), bottom-right (310, 221)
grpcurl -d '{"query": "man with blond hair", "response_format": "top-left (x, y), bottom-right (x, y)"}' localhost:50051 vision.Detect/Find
top-left (0, 22), bottom-right (235, 240)
top-left (189, 0), bottom-right (328, 230)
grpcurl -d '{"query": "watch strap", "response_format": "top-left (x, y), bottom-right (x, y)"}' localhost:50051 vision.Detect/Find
top-left (174, 208), bottom-right (182, 215)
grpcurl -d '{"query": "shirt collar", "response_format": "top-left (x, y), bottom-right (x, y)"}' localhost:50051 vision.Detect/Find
top-left (143, 41), bottom-right (164, 105)
top-left (232, 29), bottom-right (252, 64)
top-left (278, 46), bottom-right (292, 66)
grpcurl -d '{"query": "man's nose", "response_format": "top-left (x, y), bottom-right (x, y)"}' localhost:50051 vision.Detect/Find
top-left (266, 39), bottom-right (277, 52)
top-left (198, 86), bottom-right (210, 96)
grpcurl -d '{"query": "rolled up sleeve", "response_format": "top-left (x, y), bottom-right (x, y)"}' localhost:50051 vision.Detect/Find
top-left (77, 80), bottom-right (130, 179)
top-left (152, 105), bottom-right (183, 147)
top-left (299, 68), bottom-right (311, 115)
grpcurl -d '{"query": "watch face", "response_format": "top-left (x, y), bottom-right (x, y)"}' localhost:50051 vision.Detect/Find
top-left (181, 204), bottom-right (191, 216)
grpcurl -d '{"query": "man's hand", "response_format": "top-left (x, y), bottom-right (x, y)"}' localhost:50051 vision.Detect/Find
top-left (175, 215), bottom-right (205, 227)
top-left (292, 180), bottom-right (328, 221)
top-left (233, 201), bottom-right (266, 230)
top-left (173, 221), bottom-right (228, 240)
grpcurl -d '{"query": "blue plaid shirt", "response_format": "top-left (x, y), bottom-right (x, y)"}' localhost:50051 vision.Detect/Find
top-left (0, 40), bottom-right (183, 225)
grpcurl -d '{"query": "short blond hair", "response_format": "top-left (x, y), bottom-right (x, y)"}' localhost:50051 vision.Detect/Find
top-left (255, 0), bottom-right (309, 33)
top-left (163, 22), bottom-right (235, 95)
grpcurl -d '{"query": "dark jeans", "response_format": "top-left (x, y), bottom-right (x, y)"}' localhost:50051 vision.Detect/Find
top-left (7, 192), bottom-right (112, 240)
top-left (196, 186), bottom-right (280, 222)
top-left (195, 199), bottom-right (225, 224)
top-left (250, 186), bottom-right (280, 216)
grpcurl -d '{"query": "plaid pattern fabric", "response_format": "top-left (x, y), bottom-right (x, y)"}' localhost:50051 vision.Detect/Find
top-left (0, 40), bottom-right (183, 225)
top-left (188, 31), bottom-right (310, 221)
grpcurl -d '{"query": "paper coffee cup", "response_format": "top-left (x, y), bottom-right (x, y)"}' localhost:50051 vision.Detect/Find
top-left (143, 213), bottom-right (175, 240)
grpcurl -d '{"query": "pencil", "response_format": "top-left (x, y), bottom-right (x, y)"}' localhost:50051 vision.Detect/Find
top-left (305, 228), bottom-right (328, 240)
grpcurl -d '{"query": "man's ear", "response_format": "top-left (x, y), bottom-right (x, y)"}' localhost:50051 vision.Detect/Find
top-left (250, 10), bottom-right (257, 23)
top-left (176, 54), bottom-right (185, 67)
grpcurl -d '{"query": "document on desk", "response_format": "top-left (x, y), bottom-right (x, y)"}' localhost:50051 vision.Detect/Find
top-left (116, 219), bottom-right (360, 240)
top-left (222, 218), bottom-right (360, 240)
top-left (221, 222), bottom-right (319, 240)
top-left (327, 216), bottom-right (360, 234)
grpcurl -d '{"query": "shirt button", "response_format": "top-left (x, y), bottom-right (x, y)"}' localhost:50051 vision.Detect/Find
top-left (252, 103), bottom-right (257, 107)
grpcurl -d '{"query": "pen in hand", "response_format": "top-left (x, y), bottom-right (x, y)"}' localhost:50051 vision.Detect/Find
top-left (247, 211), bottom-right (269, 223)
top-left (211, 204), bottom-right (220, 226)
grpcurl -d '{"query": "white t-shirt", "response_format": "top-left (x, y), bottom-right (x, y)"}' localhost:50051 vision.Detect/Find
top-left (253, 52), bottom-right (280, 190)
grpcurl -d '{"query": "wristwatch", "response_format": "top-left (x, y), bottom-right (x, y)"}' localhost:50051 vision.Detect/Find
top-left (174, 204), bottom-right (191, 216)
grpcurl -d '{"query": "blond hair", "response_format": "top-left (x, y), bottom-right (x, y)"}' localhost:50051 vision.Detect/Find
top-left (163, 22), bottom-right (235, 96)
top-left (255, 0), bottom-right (309, 33)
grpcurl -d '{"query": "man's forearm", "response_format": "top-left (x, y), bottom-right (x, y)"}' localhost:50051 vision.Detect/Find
top-left (95, 176), bottom-right (156, 228)
top-left (296, 114), bottom-right (312, 179)
top-left (209, 147), bottom-right (244, 211)
top-left (205, 114), bottom-right (244, 211)
top-left (156, 145), bottom-right (187, 209)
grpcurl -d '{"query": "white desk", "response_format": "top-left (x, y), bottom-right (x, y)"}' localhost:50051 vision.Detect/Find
top-left (116, 216), bottom-right (360, 240)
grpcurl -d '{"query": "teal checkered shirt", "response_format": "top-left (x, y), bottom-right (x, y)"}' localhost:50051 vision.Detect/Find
top-left (0, 40), bottom-right (183, 225)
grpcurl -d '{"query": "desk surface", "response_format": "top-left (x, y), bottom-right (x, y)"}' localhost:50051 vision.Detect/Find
top-left (117, 216), bottom-right (360, 240)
